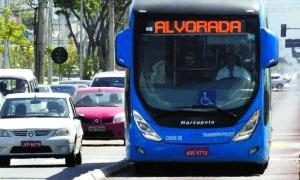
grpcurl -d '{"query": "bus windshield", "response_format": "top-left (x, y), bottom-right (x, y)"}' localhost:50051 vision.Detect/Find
top-left (136, 17), bottom-right (259, 115)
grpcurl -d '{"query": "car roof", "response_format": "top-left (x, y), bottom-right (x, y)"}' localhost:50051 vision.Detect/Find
top-left (50, 84), bottom-right (78, 88)
top-left (38, 84), bottom-right (50, 87)
top-left (5, 93), bottom-right (70, 99)
top-left (93, 71), bottom-right (125, 78)
top-left (0, 69), bottom-right (36, 80)
top-left (76, 87), bottom-right (124, 93)
top-left (59, 80), bottom-right (91, 84)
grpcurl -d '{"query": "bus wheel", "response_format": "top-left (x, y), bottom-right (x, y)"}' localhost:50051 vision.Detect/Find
top-left (134, 162), bottom-right (154, 174)
top-left (251, 162), bottom-right (268, 175)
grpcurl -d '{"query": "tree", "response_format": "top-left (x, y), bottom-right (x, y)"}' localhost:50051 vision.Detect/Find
top-left (54, 0), bottom-right (131, 76)
top-left (0, 8), bottom-right (33, 68)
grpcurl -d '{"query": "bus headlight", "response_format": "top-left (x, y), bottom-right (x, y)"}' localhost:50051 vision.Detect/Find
top-left (233, 111), bottom-right (260, 142)
top-left (133, 110), bottom-right (162, 142)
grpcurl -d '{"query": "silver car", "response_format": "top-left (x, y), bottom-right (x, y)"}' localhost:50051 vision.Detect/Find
top-left (0, 93), bottom-right (84, 167)
top-left (271, 74), bottom-right (285, 90)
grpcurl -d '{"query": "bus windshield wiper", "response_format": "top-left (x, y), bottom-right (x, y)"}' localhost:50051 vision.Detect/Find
top-left (172, 105), bottom-right (238, 117)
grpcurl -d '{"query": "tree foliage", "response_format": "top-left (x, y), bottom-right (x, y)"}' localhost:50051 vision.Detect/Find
top-left (54, 0), bottom-right (131, 76)
top-left (0, 7), bottom-right (34, 69)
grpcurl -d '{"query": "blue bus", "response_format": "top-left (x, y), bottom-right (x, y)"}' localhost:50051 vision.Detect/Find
top-left (116, 0), bottom-right (278, 174)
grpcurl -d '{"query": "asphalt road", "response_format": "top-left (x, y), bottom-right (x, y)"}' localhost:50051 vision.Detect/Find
top-left (109, 83), bottom-right (300, 179)
top-left (0, 140), bottom-right (125, 179)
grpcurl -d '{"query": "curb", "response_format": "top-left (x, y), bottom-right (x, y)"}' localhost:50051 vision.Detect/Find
top-left (74, 159), bottom-right (129, 180)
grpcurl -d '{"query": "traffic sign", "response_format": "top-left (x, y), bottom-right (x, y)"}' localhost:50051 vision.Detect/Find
top-left (285, 39), bottom-right (300, 48)
top-left (51, 47), bottom-right (68, 64)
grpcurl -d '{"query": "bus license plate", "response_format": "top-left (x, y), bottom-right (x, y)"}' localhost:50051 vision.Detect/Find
top-left (21, 141), bottom-right (41, 148)
top-left (88, 126), bottom-right (105, 132)
top-left (185, 148), bottom-right (209, 157)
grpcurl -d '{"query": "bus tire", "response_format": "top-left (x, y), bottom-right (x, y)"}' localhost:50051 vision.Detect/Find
top-left (134, 162), bottom-right (153, 174)
top-left (252, 162), bottom-right (268, 175)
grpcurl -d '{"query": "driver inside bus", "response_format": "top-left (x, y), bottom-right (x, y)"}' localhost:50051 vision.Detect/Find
top-left (216, 52), bottom-right (250, 81)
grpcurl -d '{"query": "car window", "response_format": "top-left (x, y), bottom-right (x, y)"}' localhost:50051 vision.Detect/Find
top-left (73, 91), bottom-right (124, 107)
top-left (91, 77), bottom-right (124, 87)
top-left (51, 86), bottom-right (76, 96)
top-left (0, 98), bottom-right (70, 118)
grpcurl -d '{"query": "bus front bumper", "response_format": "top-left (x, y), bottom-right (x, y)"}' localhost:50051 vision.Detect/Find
top-left (127, 140), bottom-right (269, 164)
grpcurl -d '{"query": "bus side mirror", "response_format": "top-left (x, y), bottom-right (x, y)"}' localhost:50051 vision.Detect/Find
top-left (261, 28), bottom-right (279, 68)
top-left (116, 28), bottom-right (133, 68)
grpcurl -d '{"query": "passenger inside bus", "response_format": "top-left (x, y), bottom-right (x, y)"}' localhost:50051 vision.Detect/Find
top-left (216, 52), bottom-right (250, 80)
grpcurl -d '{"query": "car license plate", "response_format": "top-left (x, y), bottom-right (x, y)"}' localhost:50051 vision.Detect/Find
top-left (185, 148), bottom-right (209, 157)
top-left (88, 126), bottom-right (105, 132)
top-left (21, 141), bottom-right (41, 148)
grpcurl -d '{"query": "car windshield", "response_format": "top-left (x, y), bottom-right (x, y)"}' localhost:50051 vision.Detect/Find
top-left (38, 86), bottom-right (51, 92)
top-left (136, 17), bottom-right (259, 113)
top-left (51, 86), bottom-right (76, 96)
top-left (0, 98), bottom-right (70, 118)
top-left (92, 77), bottom-right (124, 87)
top-left (73, 91), bottom-right (124, 107)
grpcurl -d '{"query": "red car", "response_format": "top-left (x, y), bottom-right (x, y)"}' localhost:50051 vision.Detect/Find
top-left (73, 87), bottom-right (125, 139)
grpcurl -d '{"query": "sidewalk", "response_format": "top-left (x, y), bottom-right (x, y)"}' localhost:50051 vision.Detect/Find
top-left (74, 159), bottom-right (129, 180)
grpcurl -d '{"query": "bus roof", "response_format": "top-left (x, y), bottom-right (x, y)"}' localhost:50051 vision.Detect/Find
top-left (133, 0), bottom-right (263, 16)
top-left (0, 69), bottom-right (36, 81)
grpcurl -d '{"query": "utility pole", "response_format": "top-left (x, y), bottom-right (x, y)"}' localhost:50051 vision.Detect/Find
top-left (79, 0), bottom-right (84, 79)
top-left (48, 0), bottom-right (53, 84)
top-left (3, 0), bottom-right (9, 69)
top-left (35, 0), bottom-right (46, 83)
top-left (108, 0), bottom-right (115, 71)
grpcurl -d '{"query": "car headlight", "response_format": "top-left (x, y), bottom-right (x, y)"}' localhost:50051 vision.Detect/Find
top-left (113, 112), bottom-right (126, 123)
top-left (53, 128), bottom-right (70, 137)
top-left (233, 110), bottom-right (260, 142)
top-left (133, 110), bottom-right (162, 142)
top-left (0, 129), bottom-right (10, 137)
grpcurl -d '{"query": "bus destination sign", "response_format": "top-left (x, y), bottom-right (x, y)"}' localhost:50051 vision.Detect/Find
top-left (147, 20), bottom-right (243, 34)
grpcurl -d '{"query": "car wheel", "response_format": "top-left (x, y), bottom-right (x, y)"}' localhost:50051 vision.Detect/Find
top-left (65, 151), bottom-right (76, 167)
top-left (75, 150), bottom-right (82, 165)
top-left (0, 157), bottom-right (10, 167)
top-left (276, 84), bottom-right (283, 89)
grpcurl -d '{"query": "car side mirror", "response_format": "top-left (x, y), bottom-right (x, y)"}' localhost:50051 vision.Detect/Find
top-left (260, 28), bottom-right (279, 68)
top-left (115, 27), bottom-right (133, 68)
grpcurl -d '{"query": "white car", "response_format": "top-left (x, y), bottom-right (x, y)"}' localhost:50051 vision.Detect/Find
top-left (91, 71), bottom-right (125, 88)
top-left (0, 93), bottom-right (84, 167)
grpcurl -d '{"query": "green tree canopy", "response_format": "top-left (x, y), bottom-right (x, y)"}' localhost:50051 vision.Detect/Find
top-left (54, 0), bottom-right (131, 76)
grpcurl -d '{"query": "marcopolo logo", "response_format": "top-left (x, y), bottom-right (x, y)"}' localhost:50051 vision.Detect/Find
top-left (180, 120), bottom-right (215, 126)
